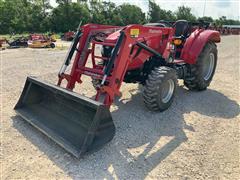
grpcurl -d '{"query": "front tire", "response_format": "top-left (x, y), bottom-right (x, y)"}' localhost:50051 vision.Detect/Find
top-left (143, 66), bottom-right (177, 111)
top-left (184, 42), bottom-right (217, 91)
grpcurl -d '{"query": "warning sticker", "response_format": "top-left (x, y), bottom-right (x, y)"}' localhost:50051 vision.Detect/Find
top-left (130, 29), bottom-right (140, 37)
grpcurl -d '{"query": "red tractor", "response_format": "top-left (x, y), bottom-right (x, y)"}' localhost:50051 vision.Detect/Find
top-left (15, 20), bottom-right (220, 158)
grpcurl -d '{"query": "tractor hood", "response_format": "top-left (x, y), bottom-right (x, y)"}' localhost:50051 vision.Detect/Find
top-left (104, 30), bottom-right (121, 44)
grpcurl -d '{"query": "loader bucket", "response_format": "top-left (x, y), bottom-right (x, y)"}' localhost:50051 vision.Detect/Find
top-left (14, 77), bottom-right (115, 158)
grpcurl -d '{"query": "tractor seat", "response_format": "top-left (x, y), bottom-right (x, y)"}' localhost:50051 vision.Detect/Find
top-left (173, 20), bottom-right (190, 38)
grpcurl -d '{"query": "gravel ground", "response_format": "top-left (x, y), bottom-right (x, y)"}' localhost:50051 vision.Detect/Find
top-left (1, 36), bottom-right (239, 179)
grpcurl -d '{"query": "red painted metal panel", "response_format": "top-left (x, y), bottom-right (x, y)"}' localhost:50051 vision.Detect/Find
top-left (180, 29), bottom-right (220, 64)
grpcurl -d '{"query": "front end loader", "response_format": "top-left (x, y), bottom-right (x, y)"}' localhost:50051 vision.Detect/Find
top-left (15, 20), bottom-right (220, 158)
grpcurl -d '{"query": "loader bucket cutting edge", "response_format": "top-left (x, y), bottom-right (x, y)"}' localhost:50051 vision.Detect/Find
top-left (14, 77), bottom-right (115, 158)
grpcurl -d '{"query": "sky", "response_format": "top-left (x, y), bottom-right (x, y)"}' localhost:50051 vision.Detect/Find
top-left (49, 0), bottom-right (240, 20)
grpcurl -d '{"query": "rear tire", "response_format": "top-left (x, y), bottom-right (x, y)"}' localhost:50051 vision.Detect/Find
top-left (184, 42), bottom-right (217, 91)
top-left (143, 66), bottom-right (177, 111)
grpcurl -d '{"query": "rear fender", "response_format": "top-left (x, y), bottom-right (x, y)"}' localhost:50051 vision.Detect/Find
top-left (180, 29), bottom-right (220, 64)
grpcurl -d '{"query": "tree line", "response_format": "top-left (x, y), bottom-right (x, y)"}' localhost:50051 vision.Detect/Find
top-left (0, 0), bottom-right (239, 34)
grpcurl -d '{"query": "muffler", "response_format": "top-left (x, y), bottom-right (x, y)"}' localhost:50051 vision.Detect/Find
top-left (14, 77), bottom-right (115, 158)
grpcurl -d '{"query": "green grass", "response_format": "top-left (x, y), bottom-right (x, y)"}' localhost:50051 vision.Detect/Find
top-left (0, 33), bottom-right (29, 39)
top-left (47, 45), bottom-right (69, 51)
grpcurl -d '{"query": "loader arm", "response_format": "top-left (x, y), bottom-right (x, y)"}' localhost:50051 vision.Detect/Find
top-left (58, 24), bottom-right (172, 106)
